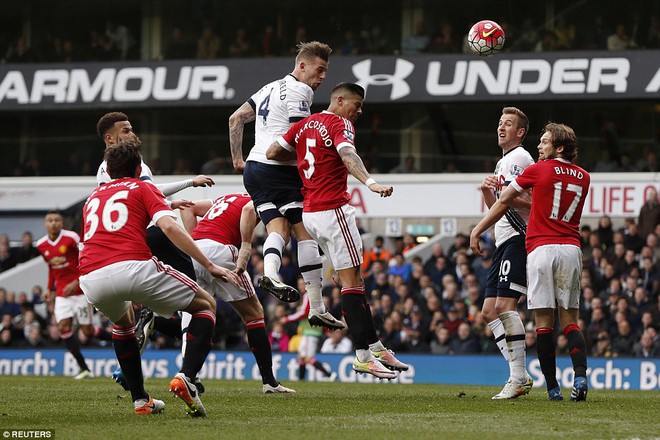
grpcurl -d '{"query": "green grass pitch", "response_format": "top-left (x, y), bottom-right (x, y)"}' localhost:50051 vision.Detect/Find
top-left (1, 376), bottom-right (658, 440)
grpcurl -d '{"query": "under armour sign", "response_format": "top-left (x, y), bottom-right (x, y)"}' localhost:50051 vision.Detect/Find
top-left (352, 59), bottom-right (415, 100)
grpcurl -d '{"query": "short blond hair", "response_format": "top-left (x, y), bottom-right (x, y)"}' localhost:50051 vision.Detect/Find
top-left (295, 41), bottom-right (332, 63)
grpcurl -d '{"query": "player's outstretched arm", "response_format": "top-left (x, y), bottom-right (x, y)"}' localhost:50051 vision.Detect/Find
top-left (156, 175), bottom-right (213, 197)
top-left (179, 199), bottom-right (213, 233)
top-left (339, 147), bottom-right (393, 197)
top-left (470, 184), bottom-right (521, 255)
top-left (155, 215), bottom-right (239, 287)
top-left (266, 140), bottom-right (297, 162)
top-left (228, 102), bottom-right (256, 173)
top-left (235, 201), bottom-right (257, 274)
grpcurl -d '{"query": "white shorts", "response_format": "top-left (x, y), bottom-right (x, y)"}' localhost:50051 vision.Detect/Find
top-left (527, 244), bottom-right (582, 310)
top-left (192, 239), bottom-right (255, 303)
top-left (302, 205), bottom-right (363, 271)
top-left (79, 257), bottom-right (198, 324)
top-left (54, 294), bottom-right (93, 325)
top-left (299, 334), bottom-right (320, 358)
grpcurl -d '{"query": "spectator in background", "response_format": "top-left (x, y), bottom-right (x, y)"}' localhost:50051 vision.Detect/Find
top-left (624, 222), bottom-right (645, 254)
top-left (165, 26), bottom-right (195, 60)
top-left (320, 327), bottom-right (352, 353)
top-left (363, 25), bottom-right (393, 55)
top-left (450, 322), bottom-right (481, 354)
top-left (388, 253), bottom-right (412, 284)
top-left (612, 319), bottom-right (636, 356)
top-left (0, 241), bottom-right (17, 273)
top-left (638, 188), bottom-right (660, 240)
top-left (430, 326), bottom-right (453, 354)
top-left (5, 36), bottom-right (38, 63)
top-left (228, 27), bottom-right (252, 57)
top-left (401, 21), bottom-right (429, 55)
top-left (593, 150), bottom-right (619, 172)
top-left (268, 322), bottom-right (290, 352)
top-left (592, 330), bottom-right (614, 357)
top-left (633, 330), bottom-right (659, 357)
top-left (197, 25), bottom-right (221, 59)
top-left (617, 153), bottom-right (638, 172)
top-left (645, 15), bottom-right (660, 48)
top-left (288, 26), bottom-right (307, 55)
top-left (534, 30), bottom-right (558, 52)
top-left (607, 24), bottom-right (637, 50)
top-left (512, 18), bottom-right (539, 51)
top-left (105, 20), bottom-right (135, 60)
top-left (554, 16), bottom-right (575, 50)
top-left (596, 215), bottom-right (614, 252)
top-left (338, 30), bottom-right (361, 56)
top-left (199, 150), bottom-right (228, 175)
top-left (389, 155), bottom-right (419, 173)
top-left (581, 15), bottom-right (609, 50)
top-left (637, 150), bottom-right (658, 172)
top-left (362, 236), bottom-right (393, 277)
top-left (259, 25), bottom-right (282, 57)
top-left (427, 22), bottom-right (459, 53)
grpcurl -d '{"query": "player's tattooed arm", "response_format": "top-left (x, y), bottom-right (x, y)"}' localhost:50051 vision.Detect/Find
top-left (340, 147), bottom-right (393, 197)
top-left (228, 102), bottom-right (256, 173)
top-left (339, 147), bottom-right (371, 183)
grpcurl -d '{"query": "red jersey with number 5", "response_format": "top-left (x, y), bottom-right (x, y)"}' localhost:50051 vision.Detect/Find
top-left (36, 230), bottom-right (83, 297)
top-left (277, 110), bottom-right (355, 212)
top-left (511, 158), bottom-right (590, 253)
top-left (191, 193), bottom-right (254, 247)
top-left (79, 178), bottom-right (174, 275)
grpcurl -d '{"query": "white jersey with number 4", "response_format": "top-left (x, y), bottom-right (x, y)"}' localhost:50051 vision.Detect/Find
top-left (246, 74), bottom-right (313, 166)
top-left (493, 145), bottom-right (534, 247)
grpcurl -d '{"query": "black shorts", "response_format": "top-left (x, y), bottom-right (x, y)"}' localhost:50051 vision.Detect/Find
top-left (484, 234), bottom-right (527, 299)
top-left (243, 160), bottom-right (303, 225)
top-left (146, 225), bottom-right (196, 281)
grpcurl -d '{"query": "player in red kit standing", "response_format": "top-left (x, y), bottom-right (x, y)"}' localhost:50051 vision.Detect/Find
top-left (179, 193), bottom-right (296, 394)
top-left (79, 140), bottom-right (241, 416)
top-left (266, 82), bottom-right (409, 379)
top-left (471, 122), bottom-right (591, 402)
top-left (37, 210), bottom-right (112, 379)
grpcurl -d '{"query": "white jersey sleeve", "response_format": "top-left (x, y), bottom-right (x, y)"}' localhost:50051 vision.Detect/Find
top-left (493, 146), bottom-right (535, 247)
top-left (245, 74), bottom-right (313, 166)
top-left (96, 159), bottom-right (154, 186)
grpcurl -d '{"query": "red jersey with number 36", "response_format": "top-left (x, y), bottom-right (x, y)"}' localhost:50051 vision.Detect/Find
top-left (191, 193), bottom-right (254, 247)
top-left (511, 158), bottom-right (590, 253)
top-left (277, 110), bottom-right (355, 212)
top-left (36, 230), bottom-right (84, 297)
top-left (79, 178), bottom-right (174, 275)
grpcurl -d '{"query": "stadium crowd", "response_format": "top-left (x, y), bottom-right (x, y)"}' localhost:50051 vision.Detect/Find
top-left (1, 207), bottom-right (659, 358)
top-left (2, 8), bottom-right (659, 65)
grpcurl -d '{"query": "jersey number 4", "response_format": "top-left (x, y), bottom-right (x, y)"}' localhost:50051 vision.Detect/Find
top-left (550, 182), bottom-right (583, 222)
top-left (258, 93), bottom-right (271, 123)
top-left (84, 190), bottom-right (130, 240)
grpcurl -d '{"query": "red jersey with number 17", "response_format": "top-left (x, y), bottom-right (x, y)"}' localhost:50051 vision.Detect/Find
top-left (511, 158), bottom-right (590, 254)
top-left (191, 193), bottom-right (255, 247)
top-left (277, 110), bottom-right (355, 212)
top-left (79, 178), bottom-right (175, 275)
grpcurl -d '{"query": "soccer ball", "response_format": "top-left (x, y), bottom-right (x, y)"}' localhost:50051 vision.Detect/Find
top-left (467, 20), bottom-right (505, 56)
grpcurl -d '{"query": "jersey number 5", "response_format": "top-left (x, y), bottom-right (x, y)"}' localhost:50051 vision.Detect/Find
top-left (303, 138), bottom-right (316, 179)
top-left (550, 182), bottom-right (583, 222)
top-left (84, 190), bottom-right (130, 240)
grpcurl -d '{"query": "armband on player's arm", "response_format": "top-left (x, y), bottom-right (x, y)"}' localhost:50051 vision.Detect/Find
top-left (365, 177), bottom-right (377, 187)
